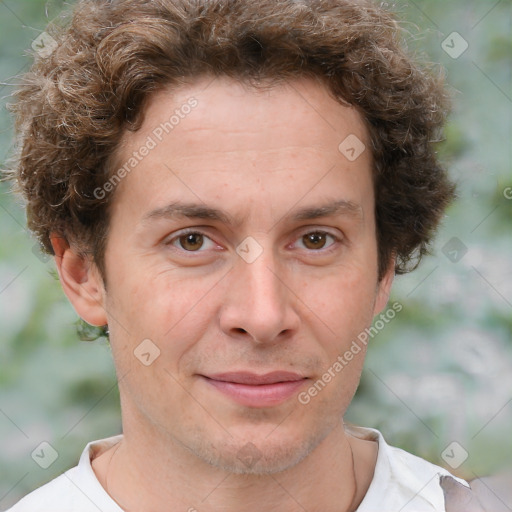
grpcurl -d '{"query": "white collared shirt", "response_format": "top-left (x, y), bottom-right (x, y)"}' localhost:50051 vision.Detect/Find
top-left (7, 425), bottom-right (468, 511)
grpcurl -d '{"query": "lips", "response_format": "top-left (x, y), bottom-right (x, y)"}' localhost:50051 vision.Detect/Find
top-left (206, 371), bottom-right (306, 385)
top-left (200, 371), bottom-right (308, 407)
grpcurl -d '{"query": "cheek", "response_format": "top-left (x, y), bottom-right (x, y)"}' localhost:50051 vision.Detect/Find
top-left (299, 264), bottom-right (378, 331)
top-left (105, 265), bottom-right (218, 366)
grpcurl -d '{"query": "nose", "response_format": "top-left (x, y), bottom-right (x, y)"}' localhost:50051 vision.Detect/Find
top-left (219, 247), bottom-right (300, 345)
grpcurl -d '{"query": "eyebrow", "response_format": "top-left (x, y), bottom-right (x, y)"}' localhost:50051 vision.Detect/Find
top-left (142, 202), bottom-right (236, 225)
top-left (141, 199), bottom-right (363, 226)
top-left (291, 199), bottom-right (363, 221)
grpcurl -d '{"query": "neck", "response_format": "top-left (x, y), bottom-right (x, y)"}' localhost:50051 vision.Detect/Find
top-left (94, 417), bottom-right (374, 512)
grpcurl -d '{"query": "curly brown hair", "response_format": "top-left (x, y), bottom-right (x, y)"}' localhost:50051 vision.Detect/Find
top-left (7, 0), bottom-right (455, 281)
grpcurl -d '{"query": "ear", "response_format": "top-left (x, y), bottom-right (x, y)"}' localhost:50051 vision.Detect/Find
top-left (372, 257), bottom-right (395, 316)
top-left (50, 234), bottom-right (108, 327)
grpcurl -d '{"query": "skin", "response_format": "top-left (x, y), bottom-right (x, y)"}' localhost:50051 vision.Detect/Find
top-left (52, 75), bottom-right (394, 512)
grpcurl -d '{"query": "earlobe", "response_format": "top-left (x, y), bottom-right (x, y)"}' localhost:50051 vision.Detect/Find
top-left (50, 234), bottom-right (108, 327)
top-left (373, 258), bottom-right (395, 316)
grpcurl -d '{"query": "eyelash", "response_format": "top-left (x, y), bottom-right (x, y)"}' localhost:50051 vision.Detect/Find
top-left (165, 227), bottom-right (342, 254)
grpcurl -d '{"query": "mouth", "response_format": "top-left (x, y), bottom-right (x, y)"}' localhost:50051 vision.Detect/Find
top-left (199, 371), bottom-right (308, 407)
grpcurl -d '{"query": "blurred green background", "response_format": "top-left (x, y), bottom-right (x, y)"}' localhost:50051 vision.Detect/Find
top-left (0, 0), bottom-right (511, 508)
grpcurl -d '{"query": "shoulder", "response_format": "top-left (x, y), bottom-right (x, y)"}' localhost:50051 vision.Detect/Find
top-left (386, 440), bottom-right (468, 503)
top-left (6, 467), bottom-right (89, 512)
top-left (6, 436), bottom-right (124, 512)
top-left (346, 424), bottom-right (470, 512)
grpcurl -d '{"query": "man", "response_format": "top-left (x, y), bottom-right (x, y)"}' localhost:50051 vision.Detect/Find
top-left (5, 0), bottom-right (476, 510)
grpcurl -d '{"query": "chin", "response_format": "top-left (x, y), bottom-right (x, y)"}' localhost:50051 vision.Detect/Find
top-left (209, 440), bottom-right (316, 475)
top-left (182, 421), bottom-right (333, 476)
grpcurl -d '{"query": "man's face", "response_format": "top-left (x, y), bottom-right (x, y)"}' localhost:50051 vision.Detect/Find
top-left (99, 76), bottom-right (393, 474)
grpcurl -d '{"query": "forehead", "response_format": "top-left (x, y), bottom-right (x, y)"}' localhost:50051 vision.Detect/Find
top-left (109, 75), bottom-right (372, 217)
top-left (117, 74), bottom-right (369, 159)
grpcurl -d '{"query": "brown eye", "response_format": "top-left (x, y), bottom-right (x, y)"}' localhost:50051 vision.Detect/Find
top-left (302, 232), bottom-right (328, 250)
top-left (178, 233), bottom-right (204, 251)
